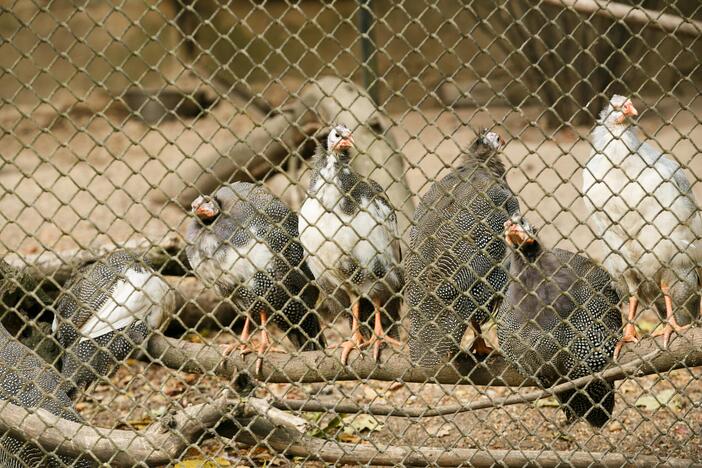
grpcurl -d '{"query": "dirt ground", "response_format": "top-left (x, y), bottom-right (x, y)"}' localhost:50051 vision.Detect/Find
top-left (1, 92), bottom-right (701, 465)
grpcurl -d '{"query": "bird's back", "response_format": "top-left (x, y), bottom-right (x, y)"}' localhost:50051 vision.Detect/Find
top-left (407, 163), bottom-right (519, 366)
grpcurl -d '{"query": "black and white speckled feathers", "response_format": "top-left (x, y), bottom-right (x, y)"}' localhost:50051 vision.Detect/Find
top-left (186, 182), bottom-right (325, 351)
top-left (299, 127), bottom-right (403, 340)
top-left (406, 129), bottom-right (519, 366)
top-left (53, 250), bottom-right (173, 399)
top-left (0, 323), bottom-right (94, 467)
top-left (498, 215), bottom-right (622, 427)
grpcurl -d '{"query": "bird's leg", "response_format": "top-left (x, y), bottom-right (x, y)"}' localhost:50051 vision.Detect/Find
top-left (469, 319), bottom-right (494, 356)
top-left (331, 300), bottom-right (369, 365)
top-left (221, 316), bottom-right (253, 357)
top-left (254, 309), bottom-right (286, 376)
top-left (615, 296), bottom-right (640, 359)
top-left (652, 282), bottom-right (690, 348)
top-left (367, 297), bottom-right (401, 361)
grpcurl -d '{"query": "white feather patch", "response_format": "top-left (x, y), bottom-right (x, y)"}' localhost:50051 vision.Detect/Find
top-left (79, 269), bottom-right (170, 341)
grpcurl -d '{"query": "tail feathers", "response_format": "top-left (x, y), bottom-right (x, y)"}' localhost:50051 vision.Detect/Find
top-left (557, 379), bottom-right (615, 427)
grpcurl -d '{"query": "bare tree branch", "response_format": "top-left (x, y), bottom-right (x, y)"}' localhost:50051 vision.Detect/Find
top-left (271, 351), bottom-right (659, 417)
top-left (0, 394), bottom-right (230, 466)
top-left (543, 0), bottom-right (702, 36)
top-left (232, 417), bottom-right (695, 467)
top-left (147, 327), bottom-right (702, 385)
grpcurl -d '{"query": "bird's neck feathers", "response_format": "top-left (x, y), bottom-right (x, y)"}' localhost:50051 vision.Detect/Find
top-left (510, 238), bottom-right (543, 265)
top-left (462, 148), bottom-right (507, 179)
top-left (592, 119), bottom-right (640, 160)
top-left (310, 146), bottom-right (351, 191)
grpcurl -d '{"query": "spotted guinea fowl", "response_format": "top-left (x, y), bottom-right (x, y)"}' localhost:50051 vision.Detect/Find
top-left (187, 182), bottom-right (325, 375)
top-left (406, 129), bottom-right (519, 366)
top-left (299, 124), bottom-right (403, 365)
top-left (583, 95), bottom-right (702, 356)
top-left (53, 250), bottom-right (174, 399)
top-left (0, 322), bottom-right (94, 467)
top-left (498, 215), bottom-right (622, 427)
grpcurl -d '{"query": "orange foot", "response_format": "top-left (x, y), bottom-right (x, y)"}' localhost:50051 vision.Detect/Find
top-left (651, 322), bottom-right (690, 348)
top-left (614, 323), bottom-right (639, 360)
top-left (331, 332), bottom-right (369, 365)
top-left (368, 335), bottom-right (401, 362)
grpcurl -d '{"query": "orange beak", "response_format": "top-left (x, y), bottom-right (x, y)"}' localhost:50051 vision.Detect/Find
top-left (505, 221), bottom-right (534, 247)
top-left (622, 100), bottom-right (638, 117)
top-left (335, 134), bottom-right (354, 151)
top-left (193, 197), bottom-right (218, 220)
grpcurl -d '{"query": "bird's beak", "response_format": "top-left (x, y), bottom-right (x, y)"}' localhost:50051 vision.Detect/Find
top-left (505, 222), bottom-right (534, 247)
top-left (622, 100), bottom-right (638, 117)
top-left (335, 134), bottom-right (354, 151)
top-left (194, 200), bottom-right (218, 220)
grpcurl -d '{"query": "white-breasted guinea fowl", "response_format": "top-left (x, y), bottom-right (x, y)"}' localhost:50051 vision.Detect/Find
top-left (299, 124), bottom-right (403, 365)
top-left (0, 322), bottom-right (94, 467)
top-left (53, 250), bottom-right (174, 399)
top-left (187, 182), bottom-right (326, 375)
top-left (499, 215), bottom-right (622, 427)
top-left (406, 129), bottom-right (519, 366)
top-left (583, 95), bottom-right (702, 356)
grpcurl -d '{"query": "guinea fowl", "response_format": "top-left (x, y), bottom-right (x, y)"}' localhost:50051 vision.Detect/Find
top-left (406, 129), bottom-right (519, 366)
top-left (583, 95), bottom-right (702, 356)
top-left (499, 215), bottom-right (622, 427)
top-left (299, 124), bottom-right (403, 365)
top-left (0, 322), bottom-right (94, 467)
top-left (187, 182), bottom-right (325, 375)
top-left (53, 250), bottom-right (174, 398)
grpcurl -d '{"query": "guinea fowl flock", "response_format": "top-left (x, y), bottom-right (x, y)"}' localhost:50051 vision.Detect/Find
top-left (0, 94), bottom-right (699, 464)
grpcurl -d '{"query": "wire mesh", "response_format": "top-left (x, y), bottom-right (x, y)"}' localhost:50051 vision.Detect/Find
top-left (0, 0), bottom-right (700, 466)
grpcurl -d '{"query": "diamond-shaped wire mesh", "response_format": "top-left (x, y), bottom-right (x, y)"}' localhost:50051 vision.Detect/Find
top-left (0, 0), bottom-right (700, 466)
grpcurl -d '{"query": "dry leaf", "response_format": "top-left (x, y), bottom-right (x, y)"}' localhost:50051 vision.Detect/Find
top-left (342, 414), bottom-right (384, 434)
top-left (174, 457), bottom-right (232, 468)
top-left (535, 397), bottom-right (560, 408)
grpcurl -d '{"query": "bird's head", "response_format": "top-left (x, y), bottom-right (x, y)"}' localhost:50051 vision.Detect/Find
top-left (600, 95), bottom-right (638, 127)
top-left (470, 129), bottom-right (505, 157)
top-left (504, 214), bottom-right (537, 248)
top-left (191, 195), bottom-right (220, 223)
top-left (326, 123), bottom-right (354, 156)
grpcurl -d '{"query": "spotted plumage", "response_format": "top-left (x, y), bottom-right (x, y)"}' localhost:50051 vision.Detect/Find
top-left (0, 322), bottom-right (94, 467)
top-left (406, 129), bottom-right (519, 366)
top-left (186, 183), bottom-right (325, 374)
top-left (53, 250), bottom-right (173, 398)
top-left (498, 215), bottom-right (622, 427)
top-left (299, 124), bottom-right (403, 363)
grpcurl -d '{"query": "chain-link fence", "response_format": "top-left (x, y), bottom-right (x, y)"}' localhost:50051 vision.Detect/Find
top-left (0, 0), bottom-right (701, 466)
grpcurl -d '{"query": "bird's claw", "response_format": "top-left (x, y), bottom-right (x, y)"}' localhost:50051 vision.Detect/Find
top-left (651, 323), bottom-right (690, 348)
top-left (614, 325), bottom-right (639, 360)
top-left (367, 335), bottom-right (401, 362)
top-left (332, 334), bottom-right (368, 365)
top-left (221, 343), bottom-right (251, 357)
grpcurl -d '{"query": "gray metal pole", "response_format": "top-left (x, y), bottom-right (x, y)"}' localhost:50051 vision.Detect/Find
top-left (357, 0), bottom-right (379, 104)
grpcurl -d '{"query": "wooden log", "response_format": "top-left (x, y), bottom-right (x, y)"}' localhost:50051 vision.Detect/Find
top-left (5, 235), bottom-right (187, 286)
top-left (234, 418), bottom-right (694, 467)
top-left (147, 327), bottom-right (702, 386)
top-left (155, 99), bottom-right (319, 207)
top-left (544, 0), bottom-right (702, 36)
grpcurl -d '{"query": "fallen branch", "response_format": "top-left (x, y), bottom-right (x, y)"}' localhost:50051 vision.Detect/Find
top-left (0, 390), bottom-right (315, 466)
top-left (271, 351), bottom-right (658, 416)
top-left (147, 327), bottom-right (702, 386)
top-left (0, 394), bottom-right (230, 466)
top-left (233, 418), bottom-right (694, 467)
top-left (544, 0), bottom-right (702, 36)
top-left (6, 236), bottom-right (187, 285)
